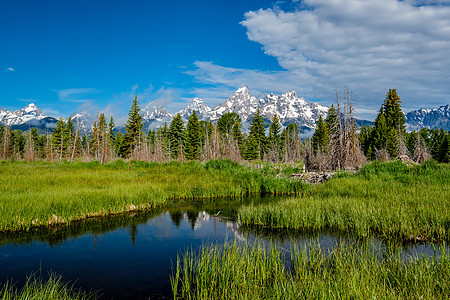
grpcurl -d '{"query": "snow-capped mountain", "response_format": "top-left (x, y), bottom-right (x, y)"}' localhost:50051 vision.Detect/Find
top-left (406, 104), bottom-right (450, 131)
top-left (2, 89), bottom-right (448, 134)
top-left (0, 103), bottom-right (58, 131)
top-left (0, 103), bottom-right (45, 125)
top-left (140, 101), bottom-right (173, 129)
top-left (68, 112), bottom-right (94, 134)
top-left (178, 97), bottom-right (212, 120)
top-left (211, 86), bottom-right (260, 122)
top-left (136, 86), bottom-right (329, 134)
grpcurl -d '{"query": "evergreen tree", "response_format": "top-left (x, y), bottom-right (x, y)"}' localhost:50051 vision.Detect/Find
top-left (168, 114), bottom-right (184, 159)
top-left (383, 89), bottom-right (406, 132)
top-left (244, 133), bottom-right (259, 160)
top-left (109, 116), bottom-right (115, 145)
top-left (123, 96), bottom-right (144, 158)
top-left (325, 104), bottom-right (339, 137)
top-left (185, 110), bottom-right (201, 160)
top-left (431, 128), bottom-right (450, 163)
top-left (65, 116), bottom-right (75, 158)
top-left (268, 114), bottom-right (282, 161)
top-left (247, 108), bottom-right (266, 160)
top-left (115, 131), bottom-right (125, 157)
top-left (10, 130), bottom-right (25, 159)
top-left (52, 118), bottom-right (66, 160)
top-left (217, 112), bottom-right (241, 137)
top-left (312, 115), bottom-right (329, 154)
top-left (370, 106), bottom-right (389, 158)
top-left (231, 120), bottom-right (243, 148)
top-left (359, 125), bottom-right (373, 158)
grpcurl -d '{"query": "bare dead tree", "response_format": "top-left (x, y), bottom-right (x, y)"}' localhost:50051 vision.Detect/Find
top-left (327, 86), bottom-right (366, 170)
top-left (413, 133), bottom-right (431, 163)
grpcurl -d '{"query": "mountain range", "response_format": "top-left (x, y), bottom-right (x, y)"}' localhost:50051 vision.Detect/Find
top-left (1, 86), bottom-right (449, 134)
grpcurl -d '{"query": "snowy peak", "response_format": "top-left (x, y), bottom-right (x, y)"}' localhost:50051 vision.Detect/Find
top-left (20, 103), bottom-right (44, 117)
top-left (0, 103), bottom-right (47, 126)
top-left (212, 86), bottom-right (259, 122)
top-left (141, 101), bottom-right (172, 120)
top-left (177, 97), bottom-right (212, 119)
top-left (68, 111), bottom-right (93, 134)
top-left (406, 104), bottom-right (450, 131)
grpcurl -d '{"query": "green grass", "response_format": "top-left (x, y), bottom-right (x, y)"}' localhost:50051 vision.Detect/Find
top-left (0, 273), bottom-right (95, 300)
top-left (0, 159), bottom-right (304, 232)
top-left (238, 160), bottom-right (450, 241)
top-left (171, 240), bottom-right (450, 300)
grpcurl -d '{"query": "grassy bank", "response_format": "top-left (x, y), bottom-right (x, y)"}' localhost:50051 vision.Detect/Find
top-left (239, 161), bottom-right (450, 241)
top-left (0, 273), bottom-right (94, 300)
top-left (171, 240), bottom-right (449, 300)
top-left (0, 159), bottom-right (304, 232)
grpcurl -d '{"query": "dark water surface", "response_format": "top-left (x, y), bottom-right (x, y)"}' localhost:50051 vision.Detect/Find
top-left (0, 196), bottom-right (446, 299)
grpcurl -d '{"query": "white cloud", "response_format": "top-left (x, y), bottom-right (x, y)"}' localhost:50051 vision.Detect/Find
top-left (56, 88), bottom-right (100, 101)
top-left (189, 0), bottom-right (450, 120)
top-left (240, 0), bottom-right (450, 116)
top-left (5, 67), bottom-right (15, 73)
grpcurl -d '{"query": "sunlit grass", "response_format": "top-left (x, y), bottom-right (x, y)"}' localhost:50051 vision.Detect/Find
top-left (0, 273), bottom-right (95, 300)
top-left (0, 159), bottom-right (304, 232)
top-left (171, 240), bottom-right (450, 299)
top-left (238, 160), bottom-right (450, 241)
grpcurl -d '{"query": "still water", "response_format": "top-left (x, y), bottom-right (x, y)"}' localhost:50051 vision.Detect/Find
top-left (0, 196), bottom-right (445, 299)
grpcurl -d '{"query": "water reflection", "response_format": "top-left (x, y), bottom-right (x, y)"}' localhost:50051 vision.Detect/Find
top-left (0, 195), bottom-right (447, 300)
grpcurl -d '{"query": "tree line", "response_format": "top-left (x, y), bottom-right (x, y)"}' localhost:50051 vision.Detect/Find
top-left (0, 90), bottom-right (448, 168)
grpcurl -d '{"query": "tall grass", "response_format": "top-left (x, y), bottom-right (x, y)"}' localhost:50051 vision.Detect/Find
top-left (0, 159), bottom-right (304, 232)
top-left (0, 273), bottom-right (95, 300)
top-left (171, 240), bottom-right (450, 299)
top-left (239, 160), bottom-right (450, 241)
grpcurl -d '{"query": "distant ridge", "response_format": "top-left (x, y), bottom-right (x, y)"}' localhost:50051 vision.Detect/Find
top-left (2, 88), bottom-right (447, 134)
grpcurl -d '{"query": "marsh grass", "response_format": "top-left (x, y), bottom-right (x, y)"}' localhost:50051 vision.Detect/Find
top-left (171, 240), bottom-right (450, 300)
top-left (239, 160), bottom-right (450, 241)
top-left (0, 273), bottom-right (95, 300)
top-left (0, 159), bottom-right (304, 232)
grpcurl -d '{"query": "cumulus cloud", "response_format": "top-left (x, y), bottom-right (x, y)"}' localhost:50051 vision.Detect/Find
top-left (190, 0), bottom-right (450, 120)
top-left (241, 0), bottom-right (450, 115)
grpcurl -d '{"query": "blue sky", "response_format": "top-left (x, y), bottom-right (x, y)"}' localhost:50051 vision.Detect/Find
top-left (1, 0), bottom-right (450, 124)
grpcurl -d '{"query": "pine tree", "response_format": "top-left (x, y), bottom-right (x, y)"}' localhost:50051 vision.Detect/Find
top-left (217, 112), bottom-right (241, 137)
top-left (247, 108), bottom-right (266, 160)
top-left (268, 114), bottom-right (282, 162)
top-left (244, 133), bottom-right (259, 160)
top-left (312, 115), bottom-right (329, 154)
top-left (232, 120), bottom-right (243, 148)
top-left (124, 96), bottom-right (144, 158)
top-left (185, 110), bottom-right (201, 160)
top-left (325, 104), bottom-right (339, 137)
top-left (168, 114), bottom-right (184, 160)
top-left (109, 116), bottom-right (115, 145)
top-left (65, 117), bottom-right (75, 159)
top-left (52, 118), bottom-right (66, 161)
top-left (370, 106), bottom-right (389, 158)
top-left (383, 89), bottom-right (406, 132)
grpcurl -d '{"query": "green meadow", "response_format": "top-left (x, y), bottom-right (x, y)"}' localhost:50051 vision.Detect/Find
top-left (238, 160), bottom-right (450, 242)
top-left (0, 159), bottom-right (303, 232)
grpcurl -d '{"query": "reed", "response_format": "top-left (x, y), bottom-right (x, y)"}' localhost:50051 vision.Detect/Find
top-left (0, 273), bottom-right (95, 300)
top-left (0, 159), bottom-right (304, 232)
top-left (171, 240), bottom-right (449, 299)
top-left (238, 160), bottom-right (450, 241)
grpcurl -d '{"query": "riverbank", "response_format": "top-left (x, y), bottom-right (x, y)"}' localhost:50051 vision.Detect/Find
top-left (0, 159), bottom-right (304, 232)
top-left (238, 160), bottom-right (450, 242)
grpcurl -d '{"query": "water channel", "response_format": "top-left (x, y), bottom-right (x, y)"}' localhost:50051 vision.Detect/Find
top-left (0, 195), bottom-right (446, 299)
